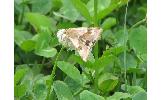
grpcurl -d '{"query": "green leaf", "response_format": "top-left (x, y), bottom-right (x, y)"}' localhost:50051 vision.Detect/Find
top-left (20, 40), bottom-right (36, 52)
top-left (70, 0), bottom-right (92, 22)
top-left (59, 0), bottom-right (80, 22)
top-left (49, 36), bottom-right (59, 47)
top-left (101, 17), bottom-right (117, 30)
top-left (107, 92), bottom-right (131, 100)
top-left (33, 78), bottom-right (48, 100)
top-left (119, 53), bottom-right (137, 69)
top-left (14, 29), bottom-right (33, 46)
top-left (129, 25), bottom-right (147, 55)
top-left (52, 0), bottom-right (63, 10)
top-left (14, 84), bottom-right (28, 97)
top-left (107, 46), bottom-right (125, 56)
top-left (102, 30), bottom-right (117, 45)
top-left (14, 67), bottom-right (29, 86)
top-left (80, 90), bottom-right (105, 100)
top-left (94, 51), bottom-right (115, 69)
top-left (97, 73), bottom-right (118, 92)
top-left (31, 0), bottom-right (52, 14)
top-left (121, 85), bottom-right (147, 100)
top-left (97, 0), bottom-right (128, 20)
top-left (34, 32), bottom-right (50, 50)
top-left (53, 81), bottom-right (73, 100)
top-left (114, 29), bottom-right (125, 46)
top-left (35, 47), bottom-right (57, 58)
top-left (64, 76), bottom-right (81, 94)
top-left (25, 12), bottom-right (55, 32)
top-left (57, 61), bottom-right (82, 85)
top-left (33, 32), bottom-right (58, 58)
top-left (86, 0), bottom-right (111, 16)
top-left (68, 54), bottom-right (94, 68)
top-left (132, 91), bottom-right (147, 100)
top-left (57, 22), bottom-right (78, 29)
top-left (121, 85), bottom-right (145, 95)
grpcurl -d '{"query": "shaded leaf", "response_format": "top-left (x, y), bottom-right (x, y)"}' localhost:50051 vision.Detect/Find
top-left (102, 30), bottom-right (117, 45)
top-left (129, 25), bottom-right (147, 55)
top-left (33, 78), bottom-right (48, 100)
top-left (31, 0), bottom-right (52, 14)
top-left (119, 53), bottom-right (137, 69)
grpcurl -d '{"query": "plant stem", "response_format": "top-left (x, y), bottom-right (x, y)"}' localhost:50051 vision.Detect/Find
top-left (94, 0), bottom-right (98, 26)
top-left (19, 0), bottom-right (25, 24)
top-left (94, 0), bottom-right (98, 59)
top-left (46, 47), bottom-right (64, 100)
top-left (123, 0), bottom-right (129, 91)
top-left (51, 47), bottom-right (64, 79)
top-left (129, 15), bottom-right (147, 30)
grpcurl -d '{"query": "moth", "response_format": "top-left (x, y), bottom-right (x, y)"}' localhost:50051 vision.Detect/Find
top-left (57, 27), bottom-right (102, 62)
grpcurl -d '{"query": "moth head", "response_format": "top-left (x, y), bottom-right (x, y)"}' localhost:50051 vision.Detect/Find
top-left (57, 29), bottom-right (66, 42)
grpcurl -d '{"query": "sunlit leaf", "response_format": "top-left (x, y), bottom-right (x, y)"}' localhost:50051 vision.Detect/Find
top-left (107, 92), bottom-right (131, 100)
top-left (57, 61), bottom-right (82, 85)
top-left (97, 72), bottom-right (118, 92)
top-left (53, 81), bottom-right (73, 100)
top-left (80, 90), bottom-right (105, 100)
top-left (71, 0), bottom-right (92, 22)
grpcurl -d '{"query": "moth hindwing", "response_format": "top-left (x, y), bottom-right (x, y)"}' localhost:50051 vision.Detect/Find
top-left (57, 27), bottom-right (102, 61)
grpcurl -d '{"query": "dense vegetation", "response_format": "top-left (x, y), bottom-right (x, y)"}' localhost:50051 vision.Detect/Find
top-left (14, 0), bottom-right (147, 100)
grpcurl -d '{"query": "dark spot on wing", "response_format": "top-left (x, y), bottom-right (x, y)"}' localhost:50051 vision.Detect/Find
top-left (85, 40), bottom-right (90, 46)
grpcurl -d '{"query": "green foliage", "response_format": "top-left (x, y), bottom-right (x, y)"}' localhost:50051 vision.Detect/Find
top-left (97, 0), bottom-right (128, 20)
top-left (31, 0), bottom-right (53, 14)
top-left (80, 90), bottom-right (105, 100)
top-left (25, 12), bottom-right (55, 32)
top-left (107, 92), bottom-right (131, 100)
top-left (33, 78), bottom-right (48, 100)
top-left (97, 73), bottom-right (118, 92)
top-left (70, 0), bottom-right (92, 23)
top-left (53, 81), bottom-right (73, 100)
top-left (57, 61), bottom-right (83, 85)
top-left (129, 25), bottom-right (147, 55)
top-left (101, 17), bottom-right (117, 30)
top-left (14, 0), bottom-right (147, 99)
top-left (35, 47), bottom-right (57, 58)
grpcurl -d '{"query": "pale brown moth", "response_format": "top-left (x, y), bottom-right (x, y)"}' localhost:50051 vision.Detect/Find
top-left (57, 27), bottom-right (102, 62)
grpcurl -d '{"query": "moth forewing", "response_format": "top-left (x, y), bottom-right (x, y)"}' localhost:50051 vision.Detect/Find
top-left (56, 27), bottom-right (102, 62)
